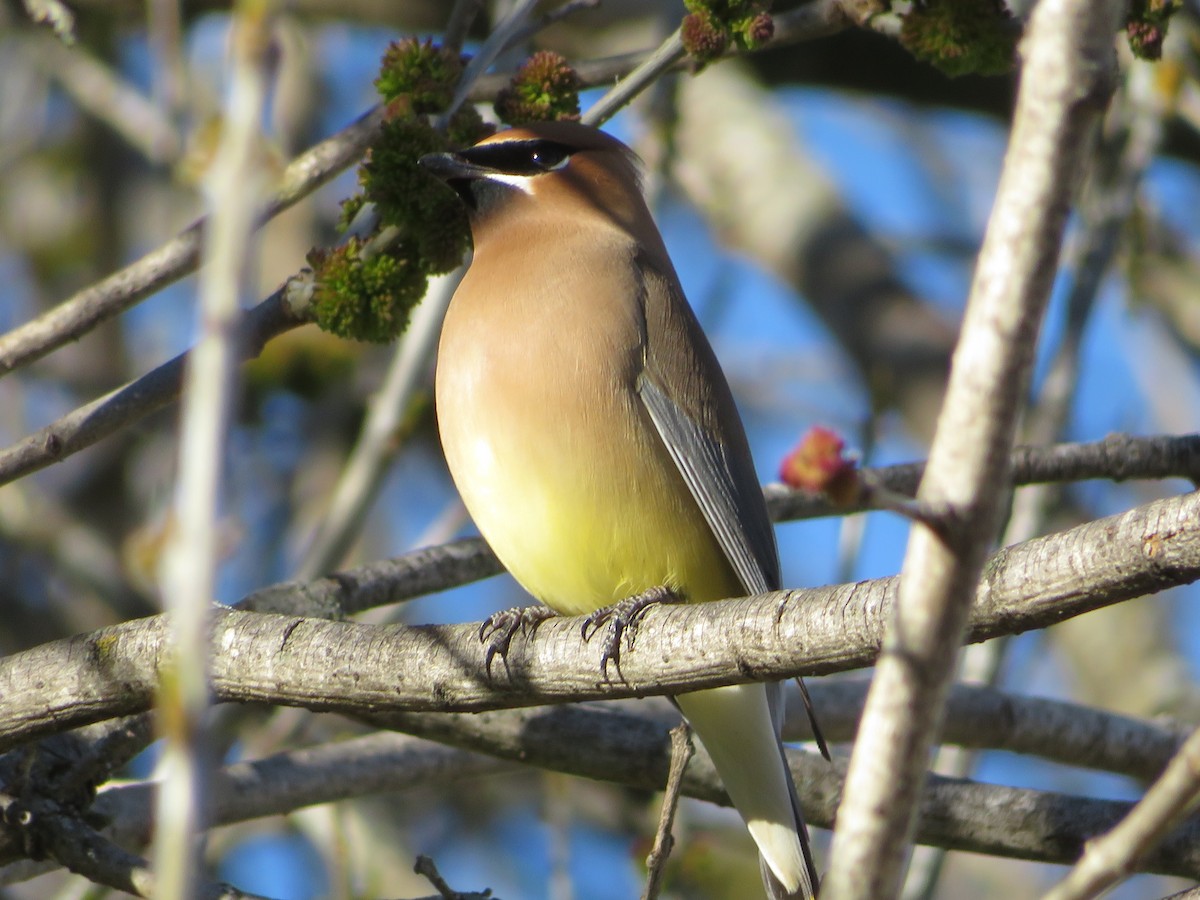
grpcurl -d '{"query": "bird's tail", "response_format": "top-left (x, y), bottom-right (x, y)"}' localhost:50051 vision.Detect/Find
top-left (675, 682), bottom-right (819, 899)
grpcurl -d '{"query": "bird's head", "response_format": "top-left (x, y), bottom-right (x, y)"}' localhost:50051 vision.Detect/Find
top-left (419, 122), bottom-right (648, 242)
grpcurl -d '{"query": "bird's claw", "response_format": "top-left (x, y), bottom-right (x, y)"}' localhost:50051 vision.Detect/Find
top-left (581, 586), bottom-right (679, 683)
top-left (479, 605), bottom-right (556, 677)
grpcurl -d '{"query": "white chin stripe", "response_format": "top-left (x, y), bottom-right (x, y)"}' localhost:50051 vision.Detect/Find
top-left (482, 172), bottom-right (536, 195)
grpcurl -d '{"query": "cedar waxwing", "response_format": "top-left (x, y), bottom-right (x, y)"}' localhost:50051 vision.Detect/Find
top-left (420, 122), bottom-right (820, 900)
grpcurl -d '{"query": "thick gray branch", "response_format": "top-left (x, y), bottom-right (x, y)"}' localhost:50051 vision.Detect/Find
top-left (364, 704), bottom-right (1200, 880)
top-left (11, 700), bottom-right (1189, 885)
top-left (0, 487), bottom-right (1194, 749)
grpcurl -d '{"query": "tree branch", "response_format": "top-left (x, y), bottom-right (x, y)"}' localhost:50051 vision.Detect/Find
top-left (25, 30), bottom-right (182, 164)
top-left (2, 687), bottom-right (1194, 885)
top-left (823, 3), bottom-right (1125, 897)
top-left (1044, 722), bottom-right (1200, 899)
top-left (788, 680), bottom-right (1186, 785)
top-left (0, 289), bottom-right (306, 488)
top-left (0, 2), bottom-right (860, 379)
top-left (764, 432), bottom-right (1200, 522)
top-left (87, 732), bottom-right (515, 851)
top-left (362, 704), bottom-right (1200, 880)
top-left (0, 103), bottom-right (380, 376)
top-left (0, 487), bottom-right (1194, 749)
top-left (150, 5), bottom-right (274, 896)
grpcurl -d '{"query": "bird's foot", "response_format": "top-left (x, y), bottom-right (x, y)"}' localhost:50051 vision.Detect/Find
top-left (581, 585), bottom-right (680, 683)
top-left (479, 605), bottom-right (557, 677)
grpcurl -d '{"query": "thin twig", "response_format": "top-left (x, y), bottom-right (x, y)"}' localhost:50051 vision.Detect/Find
top-left (0, 107), bottom-right (379, 376)
top-left (582, 29), bottom-right (685, 128)
top-left (151, 5), bottom-right (273, 897)
top-left (146, 0), bottom-right (187, 130)
top-left (26, 30), bottom-right (181, 163)
top-left (437, 0), bottom-right (541, 129)
top-left (0, 289), bottom-right (305, 488)
top-left (507, 0), bottom-right (602, 48)
top-left (297, 271), bottom-right (462, 579)
top-left (96, 734), bottom-right (515, 857)
top-left (642, 722), bottom-right (694, 900)
top-left (413, 854), bottom-right (494, 899)
top-left (1043, 724), bottom-right (1200, 900)
top-left (442, 0), bottom-right (484, 54)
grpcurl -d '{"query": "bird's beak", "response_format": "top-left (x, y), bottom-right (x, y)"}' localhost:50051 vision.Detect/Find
top-left (418, 151), bottom-right (489, 182)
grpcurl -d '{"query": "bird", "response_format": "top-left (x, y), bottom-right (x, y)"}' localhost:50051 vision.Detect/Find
top-left (420, 121), bottom-right (820, 899)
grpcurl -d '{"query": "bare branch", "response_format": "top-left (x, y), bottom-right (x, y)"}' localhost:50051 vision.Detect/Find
top-left (90, 732), bottom-right (515, 847)
top-left (150, 4), bottom-right (276, 897)
top-left (0, 487), bottom-right (1195, 747)
top-left (1044, 723), bottom-right (1200, 899)
top-left (903, 67), bottom-right (1172, 897)
top-left (0, 290), bottom-right (306, 488)
top-left (441, 0), bottom-right (484, 54)
top-left (241, 536), bottom-right (501, 617)
top-left (364, 704), bottom-right (1200, 880)
top-left (25, 31), bottom-right (181, 163)
top-left (581, 29), bottom-right (685, 127)
top-left (642, 722), bottom-right (693, 900)
top-left (823, 3), bottom-right (1125, 897)
top-left (0, 108), bottom-right (379, 376)
top-left (780, 680), bottom-right (1186, 786)
top-left (439, 0), bottom-right (540, 127)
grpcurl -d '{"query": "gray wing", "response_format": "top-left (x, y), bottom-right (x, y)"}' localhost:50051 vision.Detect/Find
top-left (636, 258), bottom-right (827, 896)
top-left (633, 251), bottom-right (780, 596)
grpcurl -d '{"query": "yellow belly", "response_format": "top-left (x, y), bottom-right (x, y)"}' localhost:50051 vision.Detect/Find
top-left (439, 402), bottom-right (739, 615)
top-left (436, 357), bottom-right (739, 616)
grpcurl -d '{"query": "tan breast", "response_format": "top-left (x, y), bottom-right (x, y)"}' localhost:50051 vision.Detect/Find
top-left (435, 225), bottom-right (738, 615)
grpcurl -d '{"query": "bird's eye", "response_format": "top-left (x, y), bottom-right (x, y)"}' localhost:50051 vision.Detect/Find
top-left (456, 139), bottom-right (574, 177)
top-left (528, 143), bottom-right (570, 171)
